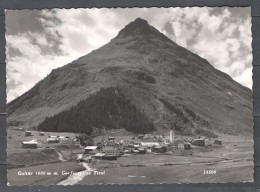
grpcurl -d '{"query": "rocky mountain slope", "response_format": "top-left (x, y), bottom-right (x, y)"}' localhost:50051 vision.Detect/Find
top-left (7, 18), bottom-right (253, 137)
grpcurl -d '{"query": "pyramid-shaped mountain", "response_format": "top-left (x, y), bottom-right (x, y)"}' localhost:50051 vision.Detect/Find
top-left (7, 18), bottom-right (253, 137)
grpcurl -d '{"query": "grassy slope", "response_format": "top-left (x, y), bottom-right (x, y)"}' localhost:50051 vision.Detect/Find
top-left (78, 162), bottom-right (253, 184)
top-left (7, 161), bottom-right (85, 186)
top-left (7, 150), bottom-right (60, 168)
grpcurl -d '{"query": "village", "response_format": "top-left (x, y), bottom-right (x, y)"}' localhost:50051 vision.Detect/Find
top-left (80, 131), bottom-right (223, 161)
top-left (19, 129), bottom-right (223, 161)
top-left (7, 127), bottom-right (253, 185)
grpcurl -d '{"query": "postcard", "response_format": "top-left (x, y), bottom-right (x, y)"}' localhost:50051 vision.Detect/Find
top-left (5, 7), bottom-right (253, 185)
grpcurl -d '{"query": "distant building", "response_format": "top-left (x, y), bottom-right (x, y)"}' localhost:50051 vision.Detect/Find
top-left (59, 136), bottom-right (69, 139)
top-left (59, 136), bottom-right (70, 144)
top-left (146, 147), bottom-right (152, 153)
top-left (133, 144), bottom-right (140, 148)
top-left (170, 130), bottom-right (174, 143)
top-left (85, 146), bottom-right (99, 154)
top-left (127, 143), bottom-right (135, 149)
top-left (97, 142), bottom-right (103, 148)
top-left (22, 139), bottom-right (38, 148)
top-left (192, 139), bottom-right (205, 147)
top-left (106, 141), bottom-right (118, 147)
top-left (47, 137), bottom-right (59, 143)
top-left (130, 148), bottom-right (146, 154)
top-left (178, 142), bottom-right (191, 150)
top-left (144, 134), bottom-right (152, 139)
top-left (187, 137), bottom-right (193, 142)
top-left (124, 149), bottom-right (131, 154)
top-left (154, 135), bottom-right (163, 139)
top-left (152, 146), bottom-right (167, 153)
top-left (74, 139), bottom-right (81, 147)
top-left (137, 134), bottom-right (144, 139)
top-left (163, 139), bottom-right (171, 145)
top-left (140, 142), bottom-right (160, 148)
top-left (214, 140), bottom-right (222, 145)
top-left (121, 141), bottom-right (129, 147)
top-left (184, 142), bottom-right (191, 149)
top-left (25, 131), bottom-right (32, 137)
top-left (103, 147), bottom-right (121, 157)
top-left (137, 148), bottom-right (146, 154)
top-left (132, 149), bottom-right (140, 154)
top-left (205, 139), bottom-right (211, 146)
top-left (49, 135), bottom-right (58, 138)
top-left (131, 141), bottom-right (141, 148)
top-left (108, 137), bottom-right (116, 141)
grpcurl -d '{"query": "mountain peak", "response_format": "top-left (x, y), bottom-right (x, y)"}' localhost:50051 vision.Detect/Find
top-left (116, 18), bottom-right (161, 38)
top-left (132, 18), bottom-right (149, 25)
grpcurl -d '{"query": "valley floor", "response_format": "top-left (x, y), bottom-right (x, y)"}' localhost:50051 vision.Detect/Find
top-left (78, 161), bottom-right (253, 184)
top-left (6, 129), bottom-right (254, 185)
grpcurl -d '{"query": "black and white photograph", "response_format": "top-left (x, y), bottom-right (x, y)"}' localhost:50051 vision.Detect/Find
top-left (5, 7), bottom-right (253, 185)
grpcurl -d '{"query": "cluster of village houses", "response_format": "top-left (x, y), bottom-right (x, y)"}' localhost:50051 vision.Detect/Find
top-left (21, 130), bottom-right (222, 160)
top-left (83, 131), bottom-right (222, 159)
top-left (21, 131), bottom-right (75, 149)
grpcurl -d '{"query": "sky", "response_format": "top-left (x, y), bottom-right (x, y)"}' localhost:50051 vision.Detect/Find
top-left (5, 7), bottom-right (252, 102)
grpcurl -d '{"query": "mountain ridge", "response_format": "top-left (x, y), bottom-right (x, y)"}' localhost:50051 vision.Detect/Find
top-left (7, 18), bottom-right (253, 137)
